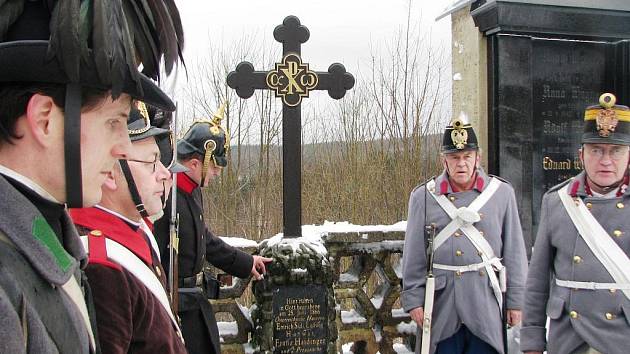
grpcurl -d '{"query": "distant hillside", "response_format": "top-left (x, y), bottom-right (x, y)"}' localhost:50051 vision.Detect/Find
top-left (227, 134), bottom-right (442, 174)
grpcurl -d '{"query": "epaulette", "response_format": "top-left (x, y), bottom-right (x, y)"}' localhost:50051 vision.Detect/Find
top-left (546, 178), bottom-right (573, 194)
top-left (488, 174), bottom-right (512, 186)
top-left (86, 230), bottom-right (122, 271)
top-left (411, 175), bottom-right (437, 194)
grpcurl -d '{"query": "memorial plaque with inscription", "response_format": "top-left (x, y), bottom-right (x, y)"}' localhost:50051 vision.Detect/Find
top-left (272, 284), bottom-right (328, 354)
top-left (532, 39), bottom-right (607, 225)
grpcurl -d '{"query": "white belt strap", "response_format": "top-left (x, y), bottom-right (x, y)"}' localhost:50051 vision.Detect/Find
top-left (81, 236), bottom-right (183, 341)
top-left (426, 177), bottom-right (506, 310)
top-left (0, 232), bottom-right (96, 352)
top-left (435, 257), bottom-right (503, 273)
top-left (558, 184), bottom-right (630, 300)
top-left (556, 278), bottom-right (630, 291)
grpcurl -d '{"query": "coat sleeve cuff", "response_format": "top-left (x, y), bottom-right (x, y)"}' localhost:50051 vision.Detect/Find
top-left (400, 287), bottom-right (425, 312)
top-left (232, 250), bottom-right (254, 279)
top-left (519, 326), bottom-right (546, 352)
top-left (506, 286), bottom-right (524, 310)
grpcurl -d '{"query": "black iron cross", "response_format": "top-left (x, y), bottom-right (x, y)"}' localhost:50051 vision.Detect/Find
top-left (227, 15), bottom-right (355, 238)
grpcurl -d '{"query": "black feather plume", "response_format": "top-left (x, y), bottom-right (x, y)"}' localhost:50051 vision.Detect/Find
top-left (0, 0), bottom-right (24, 41)
top-left (48, 0), bottom-right (81, 82)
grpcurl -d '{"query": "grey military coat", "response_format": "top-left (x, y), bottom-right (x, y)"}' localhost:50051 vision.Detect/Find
top-left (521, 172), bottom-right (630, 354)
top-left (401, 169), bottom-right (528, 354)
top-left (0, 174), bottom-right (91, 353)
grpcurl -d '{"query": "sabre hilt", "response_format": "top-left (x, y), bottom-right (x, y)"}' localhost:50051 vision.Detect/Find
top-left (425, 223), bottom-right (437, 275)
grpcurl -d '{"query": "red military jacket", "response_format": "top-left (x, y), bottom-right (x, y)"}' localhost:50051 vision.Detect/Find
top-left (69, 206), bottom-right (186, 354)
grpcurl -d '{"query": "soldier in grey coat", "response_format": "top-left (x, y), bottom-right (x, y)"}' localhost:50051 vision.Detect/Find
top-left (402, 114), bottom-right (528, 354)
top-left (0, 1), bottom-right (183, 352)
top-left (521, 93), bottom-right (630, 354)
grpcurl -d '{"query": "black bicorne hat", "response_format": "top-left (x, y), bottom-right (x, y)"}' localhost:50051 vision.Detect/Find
top-left (0, 0), bottom-right (185, 207)
top-left (178, 103), bottom-right (230, 169)
top-left (442, 112), bottom-right (479, 153)
top-left (582, 93), bottom-right (630, 146)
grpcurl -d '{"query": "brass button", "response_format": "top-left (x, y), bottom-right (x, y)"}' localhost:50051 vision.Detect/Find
top-left (449, 196), bottom-right (456, 202)
top-left (605, 312), bottom-right (615, 320)
top-left (90, 230), bottom-right (103, 237)
top-left (455, 271), bottom-right (462, 276)
top-left (610, 288), bottom-right (617, 294)
top-left (586, 202), bottom-right (593, 209)
top-left (479, 231), bottom-right (485, 236)
top-left (155, 266), bottom-right (161, 277)
top-left (569, 311), bottom-right (578, 319)
top-left (479, 270), bottom-right (485, 276)
top-left (618, 202), bottom-right (625, 209)
top-left (614, 230), bottom-right (623, 237)
top-left (456, 250), bottom-right (463, 257)
top-left (573, 255), bottom-right (582, 264)
top-left (479, 212), bottom-right (484, 219)
top-left (477, 251), bottom-right (483, 256)
top-left (454, 232), bottom-right (461, 237)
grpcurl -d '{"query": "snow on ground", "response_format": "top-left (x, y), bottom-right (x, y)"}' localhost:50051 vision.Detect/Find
top-left (393, 343), bottom-right (414, 353)
top-left (219, 236), bottom-right (259, 248)
top-left (262, 221), bottom-right (406, 256)
top-left (371, 294), bottom-right (384, 309)
top-left (217, 321), bottom-right (238, 336)
top-left (396, 320), bottom-right (417, 335)
top-left (339, 272), bottom-right (359, 282)
top-left (340, 309), bottom-right (368, 324)
top-left (392, 308), bottom-right (409, 318)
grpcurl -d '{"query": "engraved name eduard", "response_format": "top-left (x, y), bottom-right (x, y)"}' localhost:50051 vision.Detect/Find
top-left (266, 53), bottom-right (318, 107)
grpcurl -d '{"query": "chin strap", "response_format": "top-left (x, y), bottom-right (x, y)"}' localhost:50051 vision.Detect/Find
top-left (64, 83), bottom-right (83, 208)
top-left (119, 159), bottom-right (149, 218)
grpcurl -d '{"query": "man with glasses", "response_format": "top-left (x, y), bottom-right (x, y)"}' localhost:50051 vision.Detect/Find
top-left (154, 103), bottom-right (272, 354)
top-left (68, 102), bottom-right (186, 354)
top-left (522, 93), bottom-right (630, 354)
top-left (402, 113), bottom-right (528, 354)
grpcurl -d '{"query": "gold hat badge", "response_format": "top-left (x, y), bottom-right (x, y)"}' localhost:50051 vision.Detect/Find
top-left (596, 93), bottom-right (618, 137)
top-left (450, 112), bottom-right (470, 150)
top-left (128, 101), bottom-right (151, 135)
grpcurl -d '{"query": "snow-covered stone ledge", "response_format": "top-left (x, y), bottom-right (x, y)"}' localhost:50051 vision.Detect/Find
top-left (213, 221), bottom-right (414, 354)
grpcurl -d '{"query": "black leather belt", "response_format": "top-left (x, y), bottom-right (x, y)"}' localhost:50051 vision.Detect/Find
top-left (179, 272), bottom-right (203, 288)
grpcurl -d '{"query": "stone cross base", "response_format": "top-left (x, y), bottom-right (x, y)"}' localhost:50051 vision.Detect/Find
top-left (252, 236), bottom-right (337, 353)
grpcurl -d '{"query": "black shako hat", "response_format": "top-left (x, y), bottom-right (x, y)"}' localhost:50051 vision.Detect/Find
top-left (121, 101), bottom-right (178, 218)
top-left (0, 0), bottom-right (184, 207)
top-left (441, 112), bottom-right (479, 153)
top-left (582, 93), bottom-right (630, 146)
top-left (178, 102), bottom-right (230, 171)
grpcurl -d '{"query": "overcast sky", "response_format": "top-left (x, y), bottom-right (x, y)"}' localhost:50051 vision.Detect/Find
top-left (167, 1), bottom-right (455, 141)
top-left (174, 0), bottom-right (452, 81)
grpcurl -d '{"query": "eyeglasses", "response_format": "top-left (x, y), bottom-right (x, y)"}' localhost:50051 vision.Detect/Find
top-left (127, 156), bottom-right (160, 173)
top-left (584, 145), bottom-right (630, 161)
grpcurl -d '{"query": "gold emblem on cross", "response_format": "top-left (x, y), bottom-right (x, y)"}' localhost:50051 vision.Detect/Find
top-left (266, 53), bottom-right (318, 107)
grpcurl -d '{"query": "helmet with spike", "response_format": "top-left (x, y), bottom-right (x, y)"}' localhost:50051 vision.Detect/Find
top-left (178, 102), bottom-right (230, 183)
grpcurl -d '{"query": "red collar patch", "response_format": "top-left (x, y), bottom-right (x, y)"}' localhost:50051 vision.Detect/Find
top-left (69, 207), bottom-right (152, 265)
top-left (440, 180), bottom-right (449, 194)
top-left (475, 175), bottom-right (484, 191)
top-left (570, 180), bottom-right (581, 197)
top-left (177, 172), bottom-right (198, 195)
